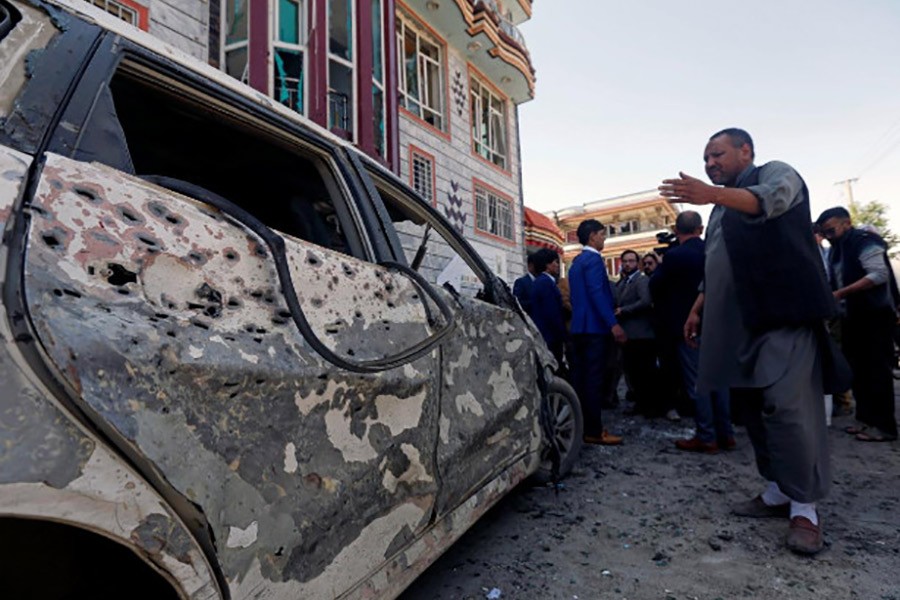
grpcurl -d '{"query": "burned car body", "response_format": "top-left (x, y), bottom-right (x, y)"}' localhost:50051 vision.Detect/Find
top-left (0, 0), bottom-right (582, 597)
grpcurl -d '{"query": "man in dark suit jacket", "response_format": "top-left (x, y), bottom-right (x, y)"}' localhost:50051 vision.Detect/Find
top-left (649, 211), bottom-right (733, 453)
top-left (569, 219), bottom-right (626, 445)
top-left (616, 249), bottom-right (662, 417)
top-left (529, 249), bottom-right (566, 368)
top-left (512, 253), bottom-right (537, 315)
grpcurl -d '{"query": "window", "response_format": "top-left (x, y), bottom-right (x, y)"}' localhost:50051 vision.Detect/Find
top-left (273, 0), bottom-right (307, 115)
top-left (396, 11), bottom-right (445, 131)
top-left (474, 182), bottom-right (514, 242)
top-left (470, 75), bottom-right (507, 170)
top-left (328, 0), bottom-right (355, 136)
top-left (410, 147), bottom-right (435, 205)
top-left (371, 0), bottom-right (386, 157)
top-left (222, 0), bottom-right (248, 83)
top-left (83, 64), bottom-right (359, 256)
top-left (90, 0), bottom-right (147, 29)
top-left (368, 173), bottom-right (488, 299)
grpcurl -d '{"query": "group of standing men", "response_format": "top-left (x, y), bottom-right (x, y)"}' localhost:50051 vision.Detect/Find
top-left (515, 127), bottom-right (898, 557)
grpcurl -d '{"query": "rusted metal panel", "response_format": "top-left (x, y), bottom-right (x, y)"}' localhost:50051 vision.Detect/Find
top-left (24, 153), bottom-right (446, 596)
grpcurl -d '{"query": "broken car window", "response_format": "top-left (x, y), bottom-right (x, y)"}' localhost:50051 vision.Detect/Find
top-left (92, 65), bottom-right (355, 255)
top-left (368, 173), bottom-right (488, 300)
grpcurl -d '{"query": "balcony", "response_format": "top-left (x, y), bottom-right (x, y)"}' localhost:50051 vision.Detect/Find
top-left (402, 0), bottom-right (535, 103)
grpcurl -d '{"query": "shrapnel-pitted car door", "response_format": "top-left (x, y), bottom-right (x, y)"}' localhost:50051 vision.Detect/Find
top-left (360, 171), bottom-right (545, 518)
top-left (14, 39), bottom-right (451, 597)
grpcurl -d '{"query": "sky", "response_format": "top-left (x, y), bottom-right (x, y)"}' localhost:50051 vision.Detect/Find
top-left (517, 0), bottom-right (900, 233)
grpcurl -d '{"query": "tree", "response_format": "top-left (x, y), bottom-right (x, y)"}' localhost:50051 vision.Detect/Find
top-left (849, 200), bottom-right (899, 256)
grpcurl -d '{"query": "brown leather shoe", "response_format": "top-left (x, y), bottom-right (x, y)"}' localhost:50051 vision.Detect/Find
top-left (584, 430), bottom-right (623, 446)
top-left (674, 437), bottom-right (719, 454)
top-left (786, 516), bottom-right (824, 555)
top-left (731, 495), bottom-right (790, 518)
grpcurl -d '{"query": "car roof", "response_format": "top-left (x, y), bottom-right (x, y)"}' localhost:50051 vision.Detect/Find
top-left (39, 0), bottom-right (364, 156)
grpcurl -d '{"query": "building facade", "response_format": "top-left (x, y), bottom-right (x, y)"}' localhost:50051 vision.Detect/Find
top-left (81, 0), bottom-right (535, 283)
top-left (549, 190), bottom-right (680, 278)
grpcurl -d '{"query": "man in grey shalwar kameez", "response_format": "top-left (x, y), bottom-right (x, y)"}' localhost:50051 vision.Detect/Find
top-left (659, 128), bottom-right (835, 556)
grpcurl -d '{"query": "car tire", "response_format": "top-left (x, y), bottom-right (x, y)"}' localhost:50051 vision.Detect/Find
top-left (534, 377), bottom-right (583, 484)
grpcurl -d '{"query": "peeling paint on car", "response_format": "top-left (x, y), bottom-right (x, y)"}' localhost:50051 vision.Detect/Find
top-left (23, 153), bottom-right (446, 593)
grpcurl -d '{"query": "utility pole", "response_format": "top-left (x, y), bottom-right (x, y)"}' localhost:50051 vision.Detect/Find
top-left (834, 178), bottom-right (859, 207)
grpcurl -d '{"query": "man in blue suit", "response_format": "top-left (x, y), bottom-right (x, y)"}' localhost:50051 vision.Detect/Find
top-left (569, 219), bottom-right (626, 445)
top-left (512, 253), bottom-right (537, 315)
top-left (529, 248), bottom-right (566, 368)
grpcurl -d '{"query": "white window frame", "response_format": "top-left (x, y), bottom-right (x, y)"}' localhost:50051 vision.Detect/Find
top-left (470, 75), bottom-right (508, 170)
top-left (221, 0), bottom-right (250, 83)
top-left (474, 183), bottom-right (514, 241)
top-left (396, 11), bottom-right (446, 131)
top-left (271, 0), bottom-right (308, 115)
top-left (410, 148), bottom-right (435, 205)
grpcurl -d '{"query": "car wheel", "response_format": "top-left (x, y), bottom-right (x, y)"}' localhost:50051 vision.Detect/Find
top-left (534, 377), bottom-right (583, 483)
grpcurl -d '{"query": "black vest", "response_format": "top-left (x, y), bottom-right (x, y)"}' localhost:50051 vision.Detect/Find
top-left (831, 227), bottom-right (899, 315)
top-left (720, 165), bottom-right (837, 332)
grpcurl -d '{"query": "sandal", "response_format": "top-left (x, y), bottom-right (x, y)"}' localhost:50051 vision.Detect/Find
top-left (855, 430), bottom-right (898, 442)
top-left (844, 424), bottom-right (868, 435)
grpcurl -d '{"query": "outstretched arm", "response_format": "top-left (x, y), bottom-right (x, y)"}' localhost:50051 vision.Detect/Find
top-left (659, 172), bottom-right (761, 215)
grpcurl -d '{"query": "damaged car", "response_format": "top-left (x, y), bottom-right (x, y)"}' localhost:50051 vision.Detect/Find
top-left (0, 0), bottom-right (582, 597)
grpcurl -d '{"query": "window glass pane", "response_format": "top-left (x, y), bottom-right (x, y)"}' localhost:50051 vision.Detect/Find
top-left (424, 61), bottom-right (441, 113)
top-left (373, 85), bottom-right (385, 157)
top-left (403, 28), bottom-right (419, 102)
top-left (225, 47), bottom-right (248, 83)
top-left (490, 113), bottom-right (505, 167)
top-left (419, 39), bottom-right (439, 61)
top-left (328, 60), bottom-right (353, 133)
top-left (372, 0), bottom-right (383, 84)
top-left (274, 49), bottom-right (304, 114)
top-left (279, 0), bottom-right (300, 44)
top-left (225, 0), bottom-right (248, 44)
top-left (328, 0), bottom-right (352, 61)
top-left (475, 186), bottom-right (513, 240)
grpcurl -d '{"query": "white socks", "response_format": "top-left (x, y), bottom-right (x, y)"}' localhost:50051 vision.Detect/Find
top-left (790, 502), bottom-right (819, 525)
top-left (761, 481), bottom-right (790, 506)
top-left (761, 481), bottom-right (818, 525)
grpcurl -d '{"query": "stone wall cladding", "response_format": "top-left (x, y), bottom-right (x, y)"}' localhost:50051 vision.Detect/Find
top-left (398, 47), bottom-right (525, 284)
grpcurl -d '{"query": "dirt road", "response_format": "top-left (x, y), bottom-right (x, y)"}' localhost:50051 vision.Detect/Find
top-left (400, 391), bottom-right (900, 600)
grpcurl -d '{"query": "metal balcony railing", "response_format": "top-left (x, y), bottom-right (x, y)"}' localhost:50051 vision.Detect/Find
top-left (474, 0), bottom-right (529, 55)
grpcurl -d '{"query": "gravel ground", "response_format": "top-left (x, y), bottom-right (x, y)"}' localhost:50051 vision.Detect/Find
top-left (400, 386), bottom-right (900, 600)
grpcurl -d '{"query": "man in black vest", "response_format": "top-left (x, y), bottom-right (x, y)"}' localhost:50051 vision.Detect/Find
top-left (817, 206), bottom-right (899, 442)
top-left (659, 128), bottom-right (835, 556)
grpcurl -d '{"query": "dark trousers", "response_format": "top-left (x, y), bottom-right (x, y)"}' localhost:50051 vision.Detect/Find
top-left (622, 338), bottom-right (661, 415)
top-left (843, 309), bottom-right (898, 438)
top-left (678, 341), bottom-right (732, 443)
top-left (655, 334), bottom-right (687, 415)
top-left (572, 333), bottom-right (610, 437)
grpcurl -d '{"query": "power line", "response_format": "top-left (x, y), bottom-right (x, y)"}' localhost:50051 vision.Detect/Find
top-left (858, 135), bottom-right (900, 176)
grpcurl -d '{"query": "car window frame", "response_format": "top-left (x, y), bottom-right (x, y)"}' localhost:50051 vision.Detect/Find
top-left (45, 34), bottom-right (377, 263)
top-left (355, 153), bottom-right (513, 307)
